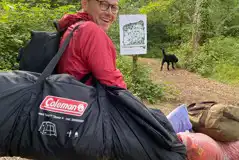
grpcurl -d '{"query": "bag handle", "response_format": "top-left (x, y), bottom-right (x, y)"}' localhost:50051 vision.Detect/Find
top-left (53, 20), bottom-right (61, 32)
top-left (187, 101), bottom-right (217, 116)
top-left (199, 101), bottom-right (217, 105)
top-left (36, 24), bottom-right (80, 83)
top-left (53, 20), bottom-right (68, 36)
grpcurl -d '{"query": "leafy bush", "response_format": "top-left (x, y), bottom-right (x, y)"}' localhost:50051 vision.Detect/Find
top-left (212, 64), bottom-right (239, 85)
top-left (0, 23), bottom-right (21, 70)
top-left (117, 56), bottom-right (164, 104)
top-left (0, 1), bottom-right (78, 70)
top-left (175, 37), bottom-right (239, 85)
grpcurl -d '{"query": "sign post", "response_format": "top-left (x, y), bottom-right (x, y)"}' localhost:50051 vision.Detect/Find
top-left (119, 14), bottom-right (147, 83)
top-left (132, 55), bottom-right (138, 83)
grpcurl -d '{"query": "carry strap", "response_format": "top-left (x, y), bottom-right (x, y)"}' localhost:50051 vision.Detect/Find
top-left (80, 73), bottom-right (92, 84)
top-left (187, 101), bottom-right (217, 116)
top-left (53, 21), bottom-right (61, 32)
top-left (36, 24), bottom-right (80, 83)
top-left (53, 20), bottom-right (67, 36)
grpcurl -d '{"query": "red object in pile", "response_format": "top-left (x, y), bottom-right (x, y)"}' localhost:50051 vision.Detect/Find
top-left (177, 132), bottom-right (224, 160)
top-left (177, 132), bottom-right (239, 160)
top-left (219, 141), bottom-right (239, 160)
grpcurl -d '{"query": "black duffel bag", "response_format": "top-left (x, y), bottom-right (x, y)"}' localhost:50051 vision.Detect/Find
top-left (0, 25), bottom-right (186, 160)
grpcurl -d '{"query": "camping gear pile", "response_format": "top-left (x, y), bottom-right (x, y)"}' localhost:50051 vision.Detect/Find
top-left (0, 23), bottom-right (186, 160)
top-left (166, 102), bottom-right (239, 160)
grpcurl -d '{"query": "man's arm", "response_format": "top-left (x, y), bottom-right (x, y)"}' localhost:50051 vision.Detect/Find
top-left (78, 22), bottom-right (127, 89)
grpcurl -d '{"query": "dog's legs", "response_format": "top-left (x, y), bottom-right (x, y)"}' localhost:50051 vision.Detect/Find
top-left (167, 62), bottom-right (170, 70)
top-left (160, 60), bottom-right (165, 71)
top-left (172, 62), bottom-right (175, 69)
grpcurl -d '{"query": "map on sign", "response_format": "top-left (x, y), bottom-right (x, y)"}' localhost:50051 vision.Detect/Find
top-left (122, 20), bottom-right (145, 46)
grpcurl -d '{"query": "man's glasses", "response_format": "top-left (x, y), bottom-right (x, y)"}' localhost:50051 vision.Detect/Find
top-left (96, 0), bottom-right (119, 14)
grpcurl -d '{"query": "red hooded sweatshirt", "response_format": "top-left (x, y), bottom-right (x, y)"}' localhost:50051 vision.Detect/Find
top-left (57, 12), bottom-right (127, 89)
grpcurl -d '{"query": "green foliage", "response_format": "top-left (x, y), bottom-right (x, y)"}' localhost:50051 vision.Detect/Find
top-left (211, 0), bottom-right (239, 36)
top-left (0, 23), bottom-right (21, 70)
top-left (139, 0), bottom-right (173, 14)
top-left (9, 0), bottom-right (80, 8)
top-left (108, 22), bottom-right (120, 48)
top-left (0, 1), bottom-right (78, 70)
top-left (117, 56), bottom-right (164, 104)
top-left (212, 64), bottom-right (239, 85)
top-left (138, 0), bottom-right (194, 58)
top-left (175, 37), bottom-right (239, 85)
top-left (199, 0), bottom-right (214, 44)
top-left (138, 0), bottom-right (239, 59)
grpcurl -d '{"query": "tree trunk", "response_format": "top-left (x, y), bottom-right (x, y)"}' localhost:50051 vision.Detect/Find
top-left (179, 10), bottom-right (183, 45)
top-left (191, 0), bottom-right (203, 53)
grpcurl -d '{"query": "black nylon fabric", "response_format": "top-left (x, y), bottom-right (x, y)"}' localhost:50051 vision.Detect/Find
top-left (0, 71), bottom-right (186, 160)
top-left (0, 23), bottom-right (186, 160)
top-left (18, 31), bottom-right (61, 73)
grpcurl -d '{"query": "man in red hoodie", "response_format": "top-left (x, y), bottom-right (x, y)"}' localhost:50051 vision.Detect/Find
top-left (57, 0), bottom-right (127, 89)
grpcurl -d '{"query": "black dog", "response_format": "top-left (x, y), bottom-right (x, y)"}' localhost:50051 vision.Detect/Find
top-left (160, 48), bottom-right (178, 71)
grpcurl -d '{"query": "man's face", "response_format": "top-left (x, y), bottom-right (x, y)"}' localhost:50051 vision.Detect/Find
top-left (82, 0), bottom-right (119, 32)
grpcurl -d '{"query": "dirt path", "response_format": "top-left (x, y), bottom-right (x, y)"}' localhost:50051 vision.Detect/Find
top-left (140, 58), bottom-right (239, 114)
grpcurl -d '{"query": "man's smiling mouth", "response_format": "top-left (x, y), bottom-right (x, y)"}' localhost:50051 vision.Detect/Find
top-left (102, 19), bottom-right (110, 23)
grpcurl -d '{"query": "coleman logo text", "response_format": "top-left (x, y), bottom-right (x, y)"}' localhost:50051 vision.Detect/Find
top-left (40, 96), bottom-right (88, 117)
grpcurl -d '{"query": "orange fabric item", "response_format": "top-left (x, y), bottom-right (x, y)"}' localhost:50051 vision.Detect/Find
top-left (177, 132), bottom-right (224, 160)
